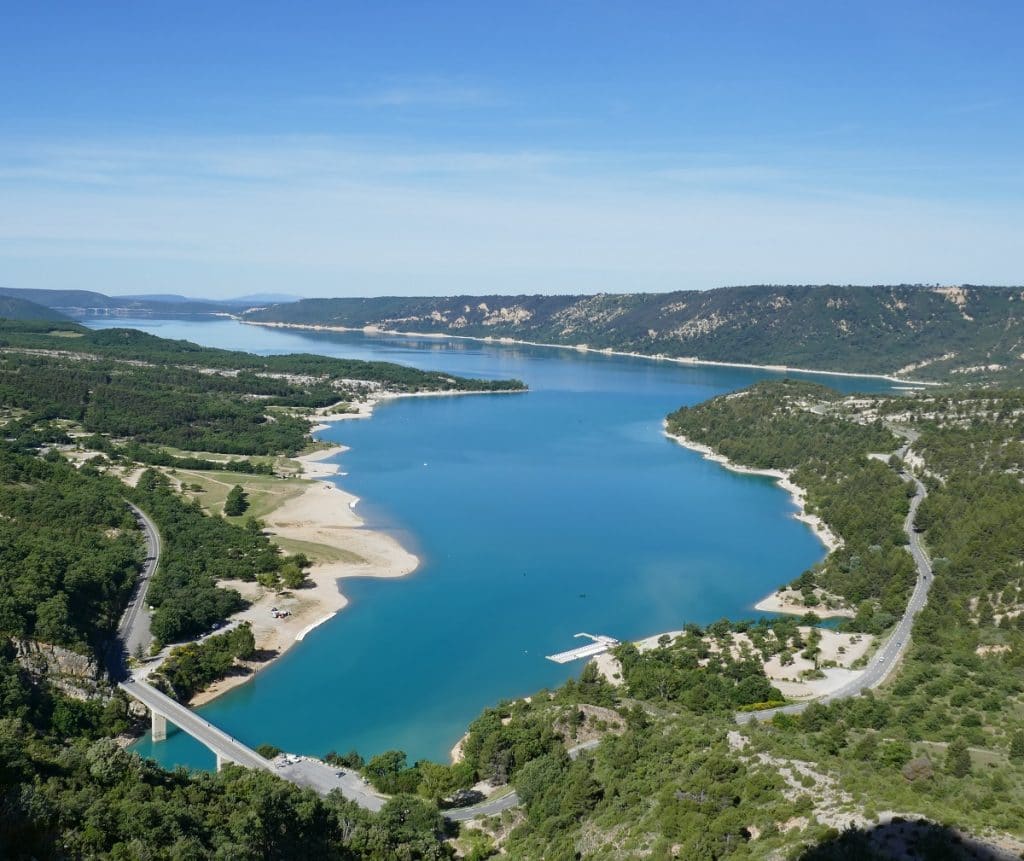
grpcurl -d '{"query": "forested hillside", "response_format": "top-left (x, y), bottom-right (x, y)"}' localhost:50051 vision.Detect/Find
top-left (0, 286), bottom-right (236, 316)
top-left (242, 284), bottom-right (1024, 382)
top-left (667, 381), bottom-right (916, 621)
top-left (0, 446), bottom-right (141, 656)
top-left (434, 384), bottom-right (1024, 858)
top-left (0, 359), bottom-right (467, 858)
top-left (0, 648), bottom-right (454, 858)
top-left (0, 320), bottom-right (524, 455)
top-left (0, 296), bottom-right (71, 322)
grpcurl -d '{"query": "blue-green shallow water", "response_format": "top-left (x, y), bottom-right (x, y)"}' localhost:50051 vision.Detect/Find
top-left (85, 317), bottom-right (894, 769)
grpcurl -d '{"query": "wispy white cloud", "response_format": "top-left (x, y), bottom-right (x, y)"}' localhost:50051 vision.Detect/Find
top-left (0, 134), bottom-right (1021, 296)
top-left (303, 77), bottom-right (500, 109)
top-left (0, 137), bottom-right (562, 187)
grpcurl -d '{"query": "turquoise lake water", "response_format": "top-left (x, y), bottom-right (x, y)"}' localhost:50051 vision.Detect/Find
top-left (86, 317), bottom-right (894, 768)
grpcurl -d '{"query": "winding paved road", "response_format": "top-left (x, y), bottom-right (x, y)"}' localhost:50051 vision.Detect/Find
top-left (736, 457), bottom-right (932, 724)
top-left (107, 502), bottom-right (161, 678)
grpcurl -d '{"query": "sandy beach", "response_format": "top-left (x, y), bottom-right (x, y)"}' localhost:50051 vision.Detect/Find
top-left (593, 625), bottom-right (873, 701)
top-left (187, 444), bottom-right (419, 706)
top-left (122, 383), bottom-right (518, 707)
top-left (664, 426), bottom-right (843, 554)
top-left (753, 587), bottom-right (854, 619)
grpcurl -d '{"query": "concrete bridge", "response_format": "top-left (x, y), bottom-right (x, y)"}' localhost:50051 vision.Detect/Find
top-left (115, 504), bottom-right (272, 772)
top-left (114, 504), bottom-right (386, 808)
top-left (119, 678), bottom-right (274, 772)
top-left (119, 676), bottom-right (388, 808)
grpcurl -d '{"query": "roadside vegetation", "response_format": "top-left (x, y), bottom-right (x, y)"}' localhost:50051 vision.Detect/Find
top-left (130, 468), bottom-right (313, 645)
top-left (0, 444), bottom-right (141, 656)
top-left (154, 623), bottom-right (257, 702)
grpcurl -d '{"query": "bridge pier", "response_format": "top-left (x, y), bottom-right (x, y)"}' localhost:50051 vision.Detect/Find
top-left (121, 679), bottom-right (272, 774)
top-left (151, 710), bottom-right (167, 742)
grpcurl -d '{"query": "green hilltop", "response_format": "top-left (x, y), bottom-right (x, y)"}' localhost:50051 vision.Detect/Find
top-left (0, 295), bottom-right (72, 322)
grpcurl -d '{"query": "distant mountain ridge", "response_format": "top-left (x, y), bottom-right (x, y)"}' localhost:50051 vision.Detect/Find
top-left (0, 295), bottom-right (72, 322)
top-left (241, 284), bottom-right (1024, 381)
top-left (0, 287), bottom-right (301, 317)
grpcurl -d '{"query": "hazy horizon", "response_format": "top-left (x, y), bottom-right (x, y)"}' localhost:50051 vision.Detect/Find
top-left (11, 282), bottom-right (1024, 305)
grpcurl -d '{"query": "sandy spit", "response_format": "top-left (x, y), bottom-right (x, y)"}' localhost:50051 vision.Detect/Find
top-left (753, 588), bottom-right (854, 619)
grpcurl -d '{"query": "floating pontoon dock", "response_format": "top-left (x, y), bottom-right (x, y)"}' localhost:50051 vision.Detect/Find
top-left (546, 632), bottom-right (619, 664)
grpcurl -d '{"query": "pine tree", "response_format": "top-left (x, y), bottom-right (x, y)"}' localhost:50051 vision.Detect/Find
top-left (223, 484), bottom-right (248, 516)
top-left (946, 737), bottom-right (971, 778)
top-left (1010, 730), bottom-right (1024, 762)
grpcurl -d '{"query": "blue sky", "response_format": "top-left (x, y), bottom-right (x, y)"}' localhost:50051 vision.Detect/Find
top-left (1, 2), bottom-right (1021, 297)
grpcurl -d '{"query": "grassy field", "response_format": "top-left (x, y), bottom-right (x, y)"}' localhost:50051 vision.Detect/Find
top-left (274, 536), bottom-right (365, 565)
top-left (176, 469), bottom-right (306, 520)
top-left (174, 468), bottom-right (366, 566)
top-left (161, 446), bottom-right (283, 468)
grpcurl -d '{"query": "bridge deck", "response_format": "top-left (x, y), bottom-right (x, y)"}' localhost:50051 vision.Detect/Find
top-left (120, 679), bottom-right (272, 771)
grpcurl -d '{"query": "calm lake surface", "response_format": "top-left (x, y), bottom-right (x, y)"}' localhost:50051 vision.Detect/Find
top-left (86, 317), bottom-right (894, 768)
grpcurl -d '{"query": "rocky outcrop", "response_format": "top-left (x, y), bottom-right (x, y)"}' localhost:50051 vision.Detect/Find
top-left (11, 638), bottom-right (105, 700)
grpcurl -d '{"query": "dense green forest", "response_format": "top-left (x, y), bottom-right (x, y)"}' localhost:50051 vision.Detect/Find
top-left (0, 645), bottom-right (455, 859)
top-left (0, 320), bottom-right (523, 456)
top-left (154, 623), bottom-right (256, 701)
top-left (0, 422), bottom-right (307, 651)
top-left (0, 446), bottom-right (141, 656)
top-left (241, 284), bottom-right (1024, 382)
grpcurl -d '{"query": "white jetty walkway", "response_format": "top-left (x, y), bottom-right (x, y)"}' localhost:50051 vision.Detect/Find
top-left (546, 633), bottom-right (619, 664)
